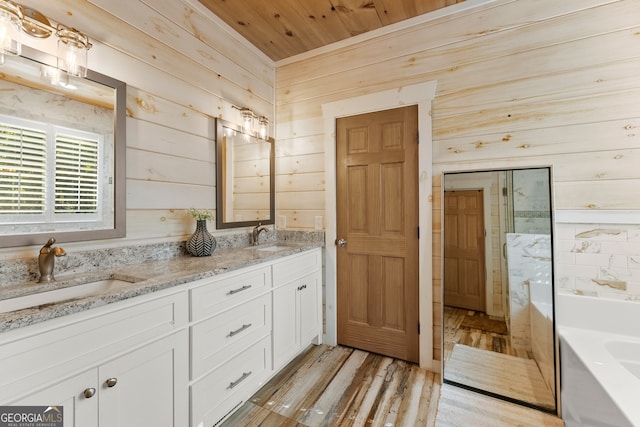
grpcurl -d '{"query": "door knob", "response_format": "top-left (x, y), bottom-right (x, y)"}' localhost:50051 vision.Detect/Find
top-left (336, 239), bottom-right (347, 247)
top-left (83, 388), bottom-right (96, 398)
top-left (106, 378), bottom-right (118, 388)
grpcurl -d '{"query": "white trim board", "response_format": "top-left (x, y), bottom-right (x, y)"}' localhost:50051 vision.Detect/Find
top-left (321, 81), bottom-right (438, 370)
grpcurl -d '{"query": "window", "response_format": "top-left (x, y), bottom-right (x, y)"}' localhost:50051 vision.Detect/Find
top-left (0, 115), bottom-right (107, 234)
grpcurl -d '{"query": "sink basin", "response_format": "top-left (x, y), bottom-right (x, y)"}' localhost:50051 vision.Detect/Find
top-left (0, 279), bottom-right (135, 313)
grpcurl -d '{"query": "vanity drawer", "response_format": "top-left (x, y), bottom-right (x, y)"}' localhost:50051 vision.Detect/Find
top-left (191, 293), bottom-right (271, 380)
top-left (273, 248), bottom-right (322, 286)
top-left (190, 335), bottom-right (271, 427)
top-left (190, 265), bottom-right (271, 321)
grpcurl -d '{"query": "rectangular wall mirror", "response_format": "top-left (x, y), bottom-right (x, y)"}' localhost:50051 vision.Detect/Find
top-left (216, 118), bottom-right (274, 229)
top-left (0, 46), bottom-right (126, 248)
top-left (442, 167), bottom-right (556, 414)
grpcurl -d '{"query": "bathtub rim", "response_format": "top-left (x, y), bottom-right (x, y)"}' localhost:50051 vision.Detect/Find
top-left (559, 325), bottom-right (640, 426)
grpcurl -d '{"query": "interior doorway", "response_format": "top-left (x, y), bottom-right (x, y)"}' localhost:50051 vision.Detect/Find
top-left (335, 105), bottom-right (420, 363)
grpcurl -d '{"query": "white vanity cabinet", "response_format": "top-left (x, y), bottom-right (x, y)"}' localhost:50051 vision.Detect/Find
top-left (0, 246), bottom-right (323, 427)
top-left (0, 291), bottom-right (189, 427)
top-left (189, 264), bottom-right (273, 427)
top-left (272, 250), bottom-right (323, 370)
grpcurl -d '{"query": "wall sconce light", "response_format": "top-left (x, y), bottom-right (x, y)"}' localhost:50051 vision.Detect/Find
top-left (0, 0), bottom-right (22, 65)
top-left (0, 0), bottom-right (92, 80)
top-left (232, 105), bottom-right (270, 140)
top-left (258, 116), bottom-right (269, 140)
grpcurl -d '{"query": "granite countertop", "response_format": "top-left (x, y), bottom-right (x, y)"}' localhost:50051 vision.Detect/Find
top-left (0, 241), bottom-right (323, 333)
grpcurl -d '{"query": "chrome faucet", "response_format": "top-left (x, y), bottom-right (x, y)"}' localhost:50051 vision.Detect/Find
top-left (251, 223), bottom-right (269, 246)
top-left (37, 238), bottom-right (66, 283)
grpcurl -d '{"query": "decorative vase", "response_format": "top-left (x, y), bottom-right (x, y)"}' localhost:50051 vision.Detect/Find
top-left (187, 220), bottom-right (216, 256)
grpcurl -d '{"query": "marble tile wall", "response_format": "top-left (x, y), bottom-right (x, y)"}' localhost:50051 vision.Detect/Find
top-left (512, 169), bottom-right (551, 235)
top-left (506, 233), bottom-right (552, 354)
top-left (555, 223), bottom-right (640, 301)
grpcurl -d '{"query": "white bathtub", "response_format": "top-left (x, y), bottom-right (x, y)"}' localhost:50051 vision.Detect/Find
top-left (557, 293), bottom-right (640, 427)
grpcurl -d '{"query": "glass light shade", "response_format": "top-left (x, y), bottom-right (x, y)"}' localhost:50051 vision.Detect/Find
top-left (258, 116), bottom-right (269, 140)
top-left (0, 2), bottom-right (23, 64)
top-left (56, 26), bottom-right (90, 78)
top-left (241, 109), bottom-right (254, 134)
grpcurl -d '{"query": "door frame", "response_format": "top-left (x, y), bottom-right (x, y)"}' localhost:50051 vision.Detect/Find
top-left (322, 81), bottom-right (437, 369)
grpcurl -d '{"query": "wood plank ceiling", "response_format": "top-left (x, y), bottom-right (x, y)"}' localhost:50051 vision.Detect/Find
top-left (197, 0), bottom-right (464, 61)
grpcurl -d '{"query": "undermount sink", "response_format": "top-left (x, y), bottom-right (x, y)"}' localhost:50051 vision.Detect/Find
top-left (0, 278), bottom-right (138, 314)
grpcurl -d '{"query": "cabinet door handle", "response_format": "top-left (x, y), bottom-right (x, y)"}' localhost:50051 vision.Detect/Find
top-left (227, 285), bottom-right (252, 295)
top-left (228, 371), bottom-right (252, 390)
top-left (106, 378), bottom-right (118, 388)
top-left (83, 388), bottom-right (96, 398)
top-left (297, 284), bottom-right (307, 291)
top-left (227, 323), bottom-right (252, 337)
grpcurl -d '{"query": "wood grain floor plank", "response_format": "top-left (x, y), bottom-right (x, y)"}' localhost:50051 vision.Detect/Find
top-left (253, 344), bottom-right (355, 421)
top-left (436, 383), bottom-right (564, 427)
top-left (223, 344), bottom-right (564, 427)
top-left (222, 401), bottom-right (306, 426)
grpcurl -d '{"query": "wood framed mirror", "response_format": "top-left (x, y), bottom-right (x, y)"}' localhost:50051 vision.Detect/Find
top-left (215, 118), bottom-right (274, 229)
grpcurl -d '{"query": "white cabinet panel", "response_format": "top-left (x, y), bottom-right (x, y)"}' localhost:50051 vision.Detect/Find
top-left (272, 271), bottom-right (322, 370)
top-left (99, 330), bottom-right (188, 427)
top-left (272, 280), bottom-right (299, 369)
top-left (190, 336), bottom-right (271, 427)
top-left (299, 271), bottom-right (321, 346)
top-left (191, 293), bottom-right (271, 380)
top-left (190, 265), bottom-right (271, 321)
top-left (9, 369), bottom-right (98, 427)
top-left (273, 250), bottom-right (322, 285)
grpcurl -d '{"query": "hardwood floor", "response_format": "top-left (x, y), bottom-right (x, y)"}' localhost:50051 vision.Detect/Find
top-left (221, 344), bottom-right (565, 427)
top-left (443, 305), bottom-right (556, 413)
top-left (443, 306), bottom-right (531, 360)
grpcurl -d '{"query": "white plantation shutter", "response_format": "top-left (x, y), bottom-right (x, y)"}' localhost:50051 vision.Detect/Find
top-left (0, 123), bottom-right (47, 214)
top-left (55, 133), bottom-right (99, 213)
top-left (0, 115), bottom-right (106, 232)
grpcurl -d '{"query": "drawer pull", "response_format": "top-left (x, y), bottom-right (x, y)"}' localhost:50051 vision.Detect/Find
top-left (106, 378), bottom-right (118, 388)
top-left (297, 284), bottom-right (307, 291)
top-left (228, 323), bottom-right (252, 337)
top-left (228, 371), bottom-right (252, 390)
top-left (227, 285), bottom-right (252, 295)
top-left (83, 388), bottom-right (96, 398)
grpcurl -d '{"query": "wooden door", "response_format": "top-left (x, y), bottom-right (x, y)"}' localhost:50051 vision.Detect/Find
top-left (443, 190), bottom-right (486, 311)
top-left (336, 105), bottom-right (419, 363)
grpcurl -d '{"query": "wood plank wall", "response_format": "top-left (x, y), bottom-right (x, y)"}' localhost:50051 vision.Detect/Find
top-left (275, 0), bottom-right (640, 361)
top-left (0, 0), bottom-right (275, 259)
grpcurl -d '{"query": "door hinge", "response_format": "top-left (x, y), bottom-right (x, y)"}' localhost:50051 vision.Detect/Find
top-left (418, 322), bottom-right (421, 334)
top-left (417, 226), bottom-right (420, 239)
